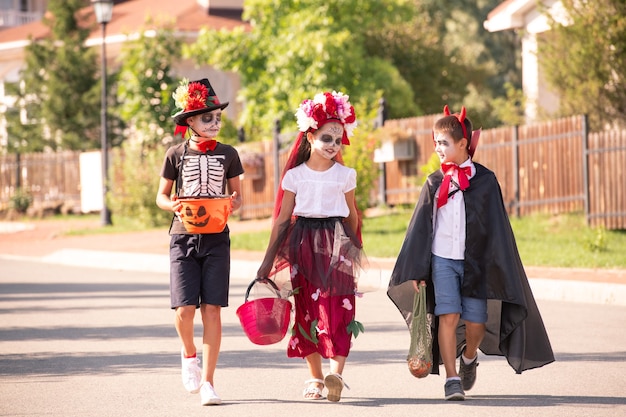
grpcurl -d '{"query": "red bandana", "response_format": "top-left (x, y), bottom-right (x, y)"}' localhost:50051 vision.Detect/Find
top-left (437, 162), bottom-right (471, 208)
top-left (193, 139), bottom-right (217, 153)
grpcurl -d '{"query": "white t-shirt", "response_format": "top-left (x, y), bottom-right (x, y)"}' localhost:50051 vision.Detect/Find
top-left (282, 162), bottom-right (357, 218)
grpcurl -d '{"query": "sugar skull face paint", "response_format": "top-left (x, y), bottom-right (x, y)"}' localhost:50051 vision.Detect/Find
top-left (309, 122), bottom-right (344, 160)
top-left (188, 110), bottom-right (222, 138)
top-left (318, 135), bottom-right (343, 147)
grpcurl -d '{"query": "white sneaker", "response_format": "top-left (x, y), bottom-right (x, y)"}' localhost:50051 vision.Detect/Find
top-left (200, 381), bottom-right (222, 406)
top-left (180, 348), bottom-right (202, 394)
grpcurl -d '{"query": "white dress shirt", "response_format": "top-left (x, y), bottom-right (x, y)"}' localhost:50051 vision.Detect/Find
top-left (431, 158), bottom-right (476, 260)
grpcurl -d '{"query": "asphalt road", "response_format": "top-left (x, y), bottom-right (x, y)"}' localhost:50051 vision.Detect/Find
top-left (1, 259), bottom-right (625, 417)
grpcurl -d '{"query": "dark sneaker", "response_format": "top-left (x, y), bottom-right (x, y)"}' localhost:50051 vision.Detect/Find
top-left (444, 379), bottom-right (465, 401)
top-left (459, 354), bottom-right (479, 391)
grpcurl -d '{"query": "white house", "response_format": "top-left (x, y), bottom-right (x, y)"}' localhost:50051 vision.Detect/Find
top-left (0, 0), bottom-right (47, 28)
top-left (484, 0), bottom-right (568, 123)
top-left (0, 0), bottom-right (248, 149)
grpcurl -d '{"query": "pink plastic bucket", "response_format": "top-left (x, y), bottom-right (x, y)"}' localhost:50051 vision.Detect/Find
top-left (236, 279), bottom-right (291, 345)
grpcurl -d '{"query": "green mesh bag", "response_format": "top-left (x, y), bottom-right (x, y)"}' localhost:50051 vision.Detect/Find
top-left (407, 287), bottom-right (433, 378)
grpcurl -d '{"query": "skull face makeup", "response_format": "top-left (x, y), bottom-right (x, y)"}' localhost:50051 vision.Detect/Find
top-left (187, 110), bottom-right (223, 139)
top-left (320, 124), bottom-right (344, 145)
top-left (308, 122), bottom-right (344, 160)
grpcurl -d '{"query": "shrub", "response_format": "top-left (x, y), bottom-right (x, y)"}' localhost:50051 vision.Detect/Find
top-left (342, 98), bottom-right (382, 212)
top-left (108, 142), bottom-right (172, 228)
top-left (342, 129), bottom-right (380, 212)
top-left (10, 188), bottom-right (33, 214)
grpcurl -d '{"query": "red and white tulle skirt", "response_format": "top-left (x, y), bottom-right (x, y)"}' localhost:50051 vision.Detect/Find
top-left (274, 217), bottom-right (363, 358)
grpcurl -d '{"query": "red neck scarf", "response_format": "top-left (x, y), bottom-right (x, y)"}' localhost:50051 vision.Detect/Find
top-left (437, 162), bottom-right (472, 208)
top-left (191, 139), bottom-right (217, 152)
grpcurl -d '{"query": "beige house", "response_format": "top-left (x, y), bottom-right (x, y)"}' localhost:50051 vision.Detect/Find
top-left (0, 0), bottom-right (47, 27)
top-left (0, 0), bottom-right (248, 149)
top-left (484, 0), bottom-right (568, 123)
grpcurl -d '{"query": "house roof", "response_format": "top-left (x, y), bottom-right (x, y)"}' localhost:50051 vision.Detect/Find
top-left (0, 0), bottom-right (248, 48)
top-left (483, 0), bottom-right (537, 32)
top-left (484, 0), bottom-right (566, 34)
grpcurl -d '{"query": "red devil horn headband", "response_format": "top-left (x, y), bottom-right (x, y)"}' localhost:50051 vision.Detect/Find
top-left (441, 105), bottom-right (480, 157)
top-left (459, 107), bottom-right (466, 124)
top-left (443, 105), bottom-right (468, 140)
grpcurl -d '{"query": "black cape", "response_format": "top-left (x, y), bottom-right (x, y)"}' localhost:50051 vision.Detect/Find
top-left (387, 163), bottom-right (554, 374)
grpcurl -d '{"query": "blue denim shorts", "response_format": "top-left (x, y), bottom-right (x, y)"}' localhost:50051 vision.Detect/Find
top-left (431, 254), bottom-right (487, 323)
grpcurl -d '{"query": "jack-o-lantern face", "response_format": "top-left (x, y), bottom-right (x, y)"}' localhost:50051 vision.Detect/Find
top-left (182, 204), bottom-right (211, 228)
top-left (178, 198), bottom-right (230, 234)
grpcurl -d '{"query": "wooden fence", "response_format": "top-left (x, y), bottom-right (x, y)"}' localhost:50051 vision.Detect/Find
top-left (379, 114), bottom-right (625, 229)
top-left (587, 128), bottom-right (626, 229)
top-left (237, 139), bottom-right (289, 220)
top-left (1, 114), bottom-right (625, 229)
top-left (0, 151), bottom-right (82, 214)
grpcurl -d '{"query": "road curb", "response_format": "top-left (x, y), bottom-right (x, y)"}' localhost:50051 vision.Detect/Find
top-left (2, 249), bottom-right (625, 306)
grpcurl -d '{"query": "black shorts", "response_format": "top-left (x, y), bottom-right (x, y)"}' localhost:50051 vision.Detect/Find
top-left (169, 232), bottom-right (230, 309)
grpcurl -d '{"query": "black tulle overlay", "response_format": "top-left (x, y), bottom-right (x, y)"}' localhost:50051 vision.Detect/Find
top-left (270, 217), bottom-right (363, 297)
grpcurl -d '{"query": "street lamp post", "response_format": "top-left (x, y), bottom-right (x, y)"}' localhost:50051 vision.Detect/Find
top-left (92, 0), bottom-right (113, 226)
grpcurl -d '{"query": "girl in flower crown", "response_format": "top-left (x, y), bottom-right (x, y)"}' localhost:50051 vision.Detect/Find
top-left (156, 78), bottom-right (243, 407)
top-left (257, 91), bottom-right (363, 402)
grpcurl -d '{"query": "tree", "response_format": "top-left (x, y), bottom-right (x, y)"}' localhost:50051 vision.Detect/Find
top-left (491, 82), bottom-right (525, 127)
top-left (109, 21), bottom-right (182, 227)
top-left (188, 0), bottom-right (520, 137)
top-left (3, 81), bottom-right (43, 153)
top-left (17, 0), bottom-right (101, 151)
top-left (115, 18), bottom-right (182, 148)
top-left (419, 0), bottom-right (522, 128)
top-left (341, 94), bottom-right (384, 212)
top-left (539, 0), bottom-right (626, 130)
top-left (363, 0), bottom-right (468, 117)
top-left (187, 0), bottom-right (424, 139)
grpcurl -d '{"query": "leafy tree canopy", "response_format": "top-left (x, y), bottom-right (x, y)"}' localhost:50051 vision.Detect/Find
top-left (540, 0), bottom-right (626, 130)
top-left (418, 0), bottom-right (522, 128)
top-left (18, 0), bottom-right (101, 151)
top-left (187, 0), bottom-right (520, 136)
top-left (187, 0), bottom-right (424, 139)
top-left (115, 18), bottom-right (182, 149)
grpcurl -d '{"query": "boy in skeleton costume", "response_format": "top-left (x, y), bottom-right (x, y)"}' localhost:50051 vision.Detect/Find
top-left (156, 78), bottom-right (243, 407)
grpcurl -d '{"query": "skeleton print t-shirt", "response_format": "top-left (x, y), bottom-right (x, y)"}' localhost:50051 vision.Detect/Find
top-left (161, 141), bottom-right (244, 234)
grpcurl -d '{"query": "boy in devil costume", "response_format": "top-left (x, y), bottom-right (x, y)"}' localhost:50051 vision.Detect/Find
top-left (387, 106), bottom-right (554, 401)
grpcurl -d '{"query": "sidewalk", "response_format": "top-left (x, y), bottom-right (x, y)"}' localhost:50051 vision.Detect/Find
top-left (1, 218), bottom-right (625, 305)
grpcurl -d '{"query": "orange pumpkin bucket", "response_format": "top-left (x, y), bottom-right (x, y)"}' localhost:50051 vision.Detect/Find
top-left (177, 196), bottom-right (231, 234)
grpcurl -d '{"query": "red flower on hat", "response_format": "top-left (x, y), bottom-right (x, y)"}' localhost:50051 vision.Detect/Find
top-left (185, 82), bottom-right (209, 111)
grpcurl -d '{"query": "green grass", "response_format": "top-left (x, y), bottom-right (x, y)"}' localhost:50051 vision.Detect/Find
top-left (231, 228), bottom-right (271, 251)
top-left (360, 211), bottom-right (414, 257)
top-left (509, 212), bottom-right (626, 269)
top-left (18, 213), bottom-right (167, 236)
top-left (31, 211), bottom-right (626, 269)
top-left (230, 210), bottom-right (626, 269)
